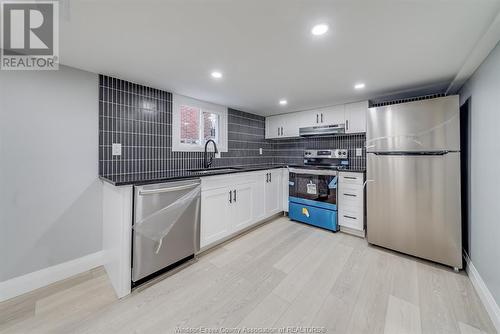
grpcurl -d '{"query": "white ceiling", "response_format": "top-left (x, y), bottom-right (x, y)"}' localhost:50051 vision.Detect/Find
top-left (60, 0), bottom-right (500, 116)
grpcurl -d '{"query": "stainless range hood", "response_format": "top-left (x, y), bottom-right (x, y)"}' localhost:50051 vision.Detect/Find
top-left (299, 124), bottom-right (345, 136)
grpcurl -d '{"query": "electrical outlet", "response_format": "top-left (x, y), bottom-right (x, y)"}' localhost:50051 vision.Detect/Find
top-left (112, 143), bottom-right (122, 156)
top-left (356, 148), bottom-right (362, 157)
top-left (259, 148), bottom-right (263, 155)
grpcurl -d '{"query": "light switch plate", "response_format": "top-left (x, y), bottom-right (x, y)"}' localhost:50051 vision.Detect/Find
top-left (215, 152), bottom-right (220, 159)
top-left (112, 143), bottom-right (122, 156)
top-left (259, 148), bottom-right (263, 155)
top-left (356, 148), bottom-right (362, 156)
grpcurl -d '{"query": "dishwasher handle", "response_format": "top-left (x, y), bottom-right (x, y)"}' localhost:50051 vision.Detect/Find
top-left (138, 183), bottom-right (199, 196)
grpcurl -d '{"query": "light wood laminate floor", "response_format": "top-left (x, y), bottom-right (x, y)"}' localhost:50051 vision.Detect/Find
top-left (0, 217), bottom-right (496, 334)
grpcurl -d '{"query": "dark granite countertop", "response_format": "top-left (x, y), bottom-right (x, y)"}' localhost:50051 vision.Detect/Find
top-left (100, 164), bottom-right (366, 186)
top-left (100, 164), bottom-right (288, 186)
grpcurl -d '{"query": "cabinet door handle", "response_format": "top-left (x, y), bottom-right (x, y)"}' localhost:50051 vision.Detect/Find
top-left (344, 215), bottom-right (357, 220)
top-left (344, 176), bottom-right (357, 180)
top-left (229, 190), bottom-right (232, 203)
top-left (277, 128), bottom-right (280, 136)
top-left (316, 114), bottom-right (319, 123)
top-left (269, 172), bottom-right (272, 182)
top-left (344, 193), bottom-right (357, 197)
top-left (346, 119), bottom-right (349, 130)
top-left (266, 173), bottom-right (268, 183)
top-left (321, 113), bottom-right (323, 123)
top-left (233, 189), bottom-right (236, 202)
top-left (281, 127), bottom-right (283, 136)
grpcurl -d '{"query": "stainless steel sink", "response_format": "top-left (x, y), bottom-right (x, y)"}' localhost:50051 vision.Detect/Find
top-left (188, 167), bottom-right (242, 174)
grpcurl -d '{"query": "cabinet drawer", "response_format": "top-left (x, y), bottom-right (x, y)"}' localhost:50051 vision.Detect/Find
top-left (339, 206), bottom-right (362, 219)
top-left (339, 172), bottom-right (364, 185)
top-left (339, 207), bottom-right (363, 231)
top-left (202, 171), bottom-right (258, 190)
top-left (339, 184), bottom-right (363, 208)
top-left (339, 196), bottom-right (362, 210)
top-left (339, 195), bottom-right (362, 207)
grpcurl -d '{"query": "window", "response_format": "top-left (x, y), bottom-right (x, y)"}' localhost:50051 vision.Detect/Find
top-left (179, 106), bottom-right (220, 145)
top-left (203, 112), bottom-right (219, 143)
top-left (180, 105), bottom-right (201, 145)
top-left (173, 94), bottom-right (228, 152)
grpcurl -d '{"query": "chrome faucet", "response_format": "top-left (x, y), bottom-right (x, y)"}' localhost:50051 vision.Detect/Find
top-left (204, 139), bottom-right (218, 169)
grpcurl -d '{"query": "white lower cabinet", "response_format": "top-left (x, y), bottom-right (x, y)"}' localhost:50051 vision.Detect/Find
top-left (252, 173), bottom-right (266, 222)
top-left (265, 169), bottom-right (282, 216)
top-left (200, 187), bottom-right (232, 247)
top-left (200, 169), bottom-right (284, 249)
top-left (338, 171), bottom-right (365, 235)
top-left (282, 168), bottom-right (289, 212)
top-left (232, 182), bottom-right (254, 231)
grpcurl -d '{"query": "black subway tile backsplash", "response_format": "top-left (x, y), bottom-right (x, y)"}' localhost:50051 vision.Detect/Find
top-left (272, 134), bottom-right (366, 170)
top-left (98, 75), bottom-right (366, 178)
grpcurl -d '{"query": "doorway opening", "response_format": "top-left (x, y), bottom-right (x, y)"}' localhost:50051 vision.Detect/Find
top-left (459, 98), bottom-right (470, 261)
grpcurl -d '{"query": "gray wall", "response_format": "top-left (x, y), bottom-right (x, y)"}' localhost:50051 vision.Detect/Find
top-left (0, 66), bottom-right (102, 281)
top-left (459, 42), bottom-right (500, 305)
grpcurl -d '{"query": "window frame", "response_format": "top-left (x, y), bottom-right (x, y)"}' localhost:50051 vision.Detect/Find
top-left (172, 94), bottom-right (228, 152)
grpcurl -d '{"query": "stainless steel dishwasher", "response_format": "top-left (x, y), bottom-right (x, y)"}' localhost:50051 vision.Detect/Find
top-left (132, 179), bottom-right (201, 285)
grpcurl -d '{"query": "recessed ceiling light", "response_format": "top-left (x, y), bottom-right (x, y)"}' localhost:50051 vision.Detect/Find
top-left (354, 83), bottom-right (366, 89)
top-left (279, 99), bottom-right (288, 105)
top-left (311, 24), bottom-right (329, 36)
top-left (211, 71), bottom-right (222, 79)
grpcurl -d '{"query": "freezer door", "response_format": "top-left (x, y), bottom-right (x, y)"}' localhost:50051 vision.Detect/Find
top-left (366, 95), bottom-right (460, 152)
top-left (132, 179), bottom-right (201, 282)
top-left (366, 152), bottom-right (462, 268)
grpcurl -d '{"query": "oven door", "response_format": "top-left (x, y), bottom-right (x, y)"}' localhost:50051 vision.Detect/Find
top-left (288, 168), bottom-right (338, 208)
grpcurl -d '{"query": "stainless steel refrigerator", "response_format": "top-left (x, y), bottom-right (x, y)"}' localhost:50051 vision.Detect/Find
top-left (366, 95), bottom-right (462, 269)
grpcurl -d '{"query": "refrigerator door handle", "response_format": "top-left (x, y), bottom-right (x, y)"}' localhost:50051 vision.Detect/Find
top-left (363, 179), bottom-right (375, 188)
top-left (372, 150), bottom-right (452, 156)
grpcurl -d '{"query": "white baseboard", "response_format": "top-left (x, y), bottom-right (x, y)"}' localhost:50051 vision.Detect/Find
top-left (340, 226), bottom-right (366, 238)
top-left (0, 250), bottom-right (105, 302)
top-left (464, 252), bottom-right (500, 332)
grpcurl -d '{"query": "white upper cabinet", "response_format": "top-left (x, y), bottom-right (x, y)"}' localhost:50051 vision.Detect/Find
top-left (320, 105), bottom-right (345, 126)
top-left (266, 115), bottom-right (284, 139)
top-left (344, 101), bottom-right (368, 134)
top-left (266, 113), bottom-right (300, 139)
top-left (265, 101), bottom-right (367, 139)
top-left (298, 105), bottom-right (345, 128)
top-left (266, 116), bottom-right (280, 139)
